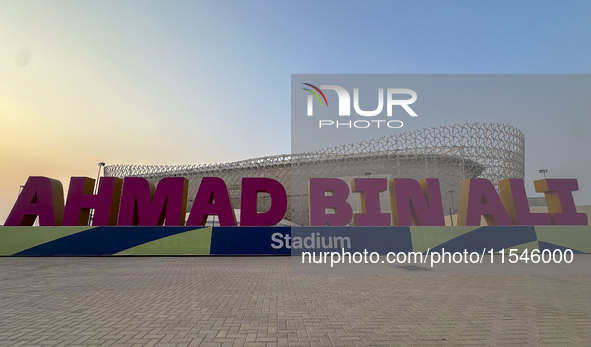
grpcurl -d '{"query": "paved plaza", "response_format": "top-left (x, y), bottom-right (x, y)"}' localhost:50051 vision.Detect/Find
top-left (1, 257), bottom-right (590, 346)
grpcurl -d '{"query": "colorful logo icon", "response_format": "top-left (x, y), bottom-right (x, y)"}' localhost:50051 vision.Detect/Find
top-left (302, 83), bottom-right (328, 107)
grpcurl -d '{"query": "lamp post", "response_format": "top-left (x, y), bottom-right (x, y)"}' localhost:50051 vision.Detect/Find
top-left (89, 162), bottom-right (106, 226)
top-left (94, 162), bottom-right (106, 194)
top-left (539, 169), bottom-right (548, 179)
top-left (448, 190), bottom-right (455, 226)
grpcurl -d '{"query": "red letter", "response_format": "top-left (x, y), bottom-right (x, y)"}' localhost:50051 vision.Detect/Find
top-left (499, 179), bottom-right (552, 225)
top-left (118, 177), bottom-right (189, 226)
top-left (4, 176), bottom-right (64, 226)
top-left (63, 177), bottom-right (123, 226)
top-left (186, 177), bottom-right (236, 226)
top-left (308, 178), bottom-right (353, 226)
top-left (389, 178), bottom-right (445, 226)
top-left (351, 178), bottom-right (390, 226)
top-left (240, 178), bottom-right (287, 226)
top-left (457, 178), bottom-right (512, 226)
top-left (534, 179), bottom-right (588, 225)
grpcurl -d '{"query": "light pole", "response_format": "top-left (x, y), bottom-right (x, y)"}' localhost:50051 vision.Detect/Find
top-left (539, 169), bottom-right (548, 179)
top-left (448, 190), bottom-right (455, 226)
top-left (89, 162), bottom-right (106, 226)
top-left (94, 162), bottom-right (106, 194)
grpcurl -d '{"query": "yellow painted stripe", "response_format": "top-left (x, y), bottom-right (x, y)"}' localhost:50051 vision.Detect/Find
top-left (0, 226), bottom-right (92, 255)
top-left (115, 227), bottom-right (212, 255)
top-left (535, 226), bottom-right (591, 252)
top-left (410, 226), bottom-right (479, 253)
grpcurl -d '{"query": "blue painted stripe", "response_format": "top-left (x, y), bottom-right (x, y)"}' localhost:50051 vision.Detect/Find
top-left (289, 226), bottom-right (413, 254)
top-left (210, 227), bottom-right (291, 255)
top-left (538, 241), bottom-right (583, 254)
top-left (14, 227), bottom-right (198, 256)
top-left (209, 226), bottom-right (414, 255)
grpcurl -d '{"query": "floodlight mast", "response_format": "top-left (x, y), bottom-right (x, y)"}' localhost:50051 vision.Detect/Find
top-left (539, 169), bottom-right (548, 179)
top-left (89, 162), bottom-right (106, 226)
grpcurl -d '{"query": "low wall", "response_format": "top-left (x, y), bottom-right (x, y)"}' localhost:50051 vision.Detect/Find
top-left (0, 226), bottom-right (590, 256)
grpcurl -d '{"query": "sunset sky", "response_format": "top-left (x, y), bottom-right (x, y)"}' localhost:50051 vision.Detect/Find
top-left (2, 0), bottom-right (591, 223)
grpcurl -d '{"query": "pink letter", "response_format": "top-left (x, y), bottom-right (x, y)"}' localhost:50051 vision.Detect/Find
top-left (308, 178), bottom-right (353, 226)
top-left (186, 177), bottom-right (236, 226)
top-left (351, 178), bottom-right (390, 226)
top-left (534, 179), bottom-right (588, 225)
top-left (118, 177), bottom-right (189, 226)
top-left (63, 177), bottom-right (123, 226)
top-left (240, 178), bottom-right (287, 226)
top-left (389, 178), bottom-right (445, 226)
top-left (457, 178), bottom-right (512, 226)
top-left (499, 179), bottom-right (551, 225)
top-left (4, 176), bottom-right (65, 226)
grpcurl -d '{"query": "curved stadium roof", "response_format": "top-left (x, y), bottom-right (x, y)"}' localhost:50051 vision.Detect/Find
top-left (105, 122), bottom-right (525, 225)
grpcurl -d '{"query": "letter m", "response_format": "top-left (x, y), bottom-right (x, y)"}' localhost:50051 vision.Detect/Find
top-left (118, 177), bottom-right (189, 226)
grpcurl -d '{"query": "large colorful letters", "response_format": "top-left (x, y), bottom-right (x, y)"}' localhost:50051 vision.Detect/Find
top-left (4, 176), bottom-right (588, 227)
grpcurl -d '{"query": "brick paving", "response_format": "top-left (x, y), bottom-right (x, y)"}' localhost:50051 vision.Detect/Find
top-left (0, 257), bottom-right (590, 346)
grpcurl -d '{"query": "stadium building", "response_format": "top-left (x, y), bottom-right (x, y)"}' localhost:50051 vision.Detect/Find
top-left (104, 123), bottom-right (526, 226)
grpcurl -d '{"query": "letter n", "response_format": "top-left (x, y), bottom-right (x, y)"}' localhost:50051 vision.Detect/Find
top-left (389, 178), bottom-right (444, 226)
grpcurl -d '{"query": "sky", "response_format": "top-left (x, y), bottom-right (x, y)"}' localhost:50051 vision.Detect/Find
top-left (1, 0), bottom-right (591, 223)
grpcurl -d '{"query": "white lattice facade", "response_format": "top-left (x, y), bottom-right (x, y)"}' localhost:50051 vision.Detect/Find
top-left (104, 123), bottom-right (525, 226)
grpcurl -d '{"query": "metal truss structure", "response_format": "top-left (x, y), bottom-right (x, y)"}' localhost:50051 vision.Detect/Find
top-left (104, 123), bottom-right (525, 226)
